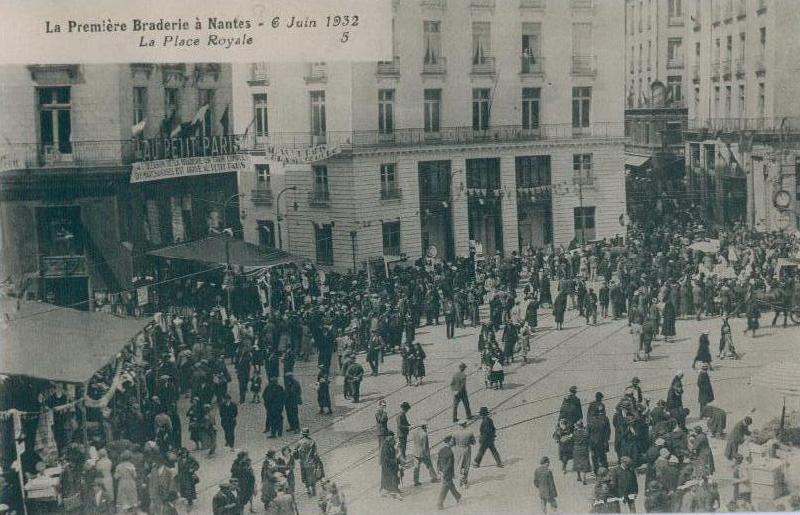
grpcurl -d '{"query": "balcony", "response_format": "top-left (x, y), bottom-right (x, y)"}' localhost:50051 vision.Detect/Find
top-left (521, 55), bottom-right (545, 76)
top-left (668, 15), bottom-right (684, 26)
top-left (757, 0), bottom-right (766, 14)
top-left (2, 140), bottom-right (138, 171)
top-left (304, 63), bottom-right (327, 83)
top-left (735, 57), bottom-right (745, 77)
top-left (711, 60), bottom-right (720, 80)
top-left (471, 56), bottom-right (496, 76)
top-left (240, 123), bottom-right (627, 154)
top-left (692, 63), bottom-right (701, 82)
top-left (308, 190), bottom-right (331, 207)
top-left (248, 63), bottom-right (269, 86)
top-left (722, 58), bottom-right (732, 78)
top-left (380, 186), bottom-right (403, 201)
top-left (667, 56), bottom-right (684, 69)
top-left (470, 0), bottom-right (495, 10)
top-left (571, 55), bottom-right (597, 76)
top-left (422, 57), bottom-right (447, 75)
top-left (570, 0), bottom-right (593, 10)
top-left (755, 54), bottom-right (766, 75)
top-left (376, 57), bottom-right (400, 77)
top-left (250, 188), bottom-right (274, 205)
top-left (420, 0), bottom-right (446, 8)
top-left (687, 117), bottom-right (800, 133)
top-left (519, 0), bottom-right (545, 10)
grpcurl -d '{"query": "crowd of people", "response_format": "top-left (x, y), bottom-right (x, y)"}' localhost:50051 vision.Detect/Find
top-left (5, 211), bottom-right (799, 514)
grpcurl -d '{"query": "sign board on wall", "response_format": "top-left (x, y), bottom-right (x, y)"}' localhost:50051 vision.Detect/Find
top-left (131, 153), bottom-right (250, 183)
top-left (262, 144), bottom-right (341, 164)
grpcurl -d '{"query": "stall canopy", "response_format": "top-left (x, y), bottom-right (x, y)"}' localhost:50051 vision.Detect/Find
top-left (148, 236), bottom-right (308, 268)
top-left (624, 154), bottom-right (651, 169)
top-left (0, 298), bottom-right (150, 383)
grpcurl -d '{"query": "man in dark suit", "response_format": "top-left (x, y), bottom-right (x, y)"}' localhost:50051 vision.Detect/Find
top-left (436, 435), bottom-right (461, 510)
top-left (283, 372), bottom-right (303, 434)
top-left (473, 407), bottom-right (503, 468)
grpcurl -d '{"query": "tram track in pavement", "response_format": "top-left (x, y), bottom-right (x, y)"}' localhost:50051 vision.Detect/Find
top-left (333, 315), bottom-right (630, 504)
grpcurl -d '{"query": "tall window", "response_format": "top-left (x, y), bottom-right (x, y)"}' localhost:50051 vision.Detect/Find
top-left (668, 0), bottom-right (682, 17)
top-left (521, 23), bottom-right (541, 60)
top-left (255, 164), bottom-right (270, 190)
top-left (378, 89), bottom-right (394, 134)
top-left (572, 87), bottom-right (591, 130)
top-left (38, 87), bottom-right (71, 154)
top-left (647, 40), bottom-right (652, 69)
top-left (739, 32), bottom-right (746, 61)
top-left (572, 23), bottom-right (593, 58)
top-left (423, 21), bottom-right (442, 64)
top-left (667, 38), bottom-right (683, 64)
top-left (313, 165), bottom-right (329, 197)
top-left (382, 221), bottom-right (401, 256)
top-left (133, 87), bottom-right (147, 126)
top-left (310, 91), bottom-right (326, 138)
top-left (253, 94), bottom-right (268, 136)
top-left (472, 89), bottom-right (491, 131)
top-left (725, 85), bottom-right (732, 116)
top-left (573, 207), bottom-right (596, 242)
top-left (738, 84), bottom-right (746, 116)
top-left (522, 88), bottom-right (541, 130)
top-left (472, 22), bottom-right (491, 65)
top-left (726, 35), bottom-right (733, 62)
top-left (714, 86), bottom-right (720, 118)
top-left (694, 86), bottom-right (700, 114)
top-left (380, 163), bottom-right (397, 198)
top-left (758, 83), bottom-right (765, 117)
top-left (573, 153), bottom-right (593, 184)
top-left (314, 224), bottom-right (334, 266)
top-left (257, 220), bottom-right (275, 248)
top-left (667, 76), bottom-right (682, 103)
top-left (164, 87), bottom-right (179, 118)
top-left (424, 89), bottom-right (441, 133)
top-left (695, 42), bottom-right (701, 58)
top-left (759, 27), bottom-right (766, 57)
top-left (198, 89), bottom-right (215, 138)
top-left (466, 158), bottom-right (501, 190)
top-left (515, 156), bottom-right (551, 188)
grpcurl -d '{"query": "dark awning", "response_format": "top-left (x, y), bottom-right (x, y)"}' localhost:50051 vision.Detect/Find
top-left (0, 298), bottom-right (150, 383)
top-left (147, 236), bottom-right (309, 268)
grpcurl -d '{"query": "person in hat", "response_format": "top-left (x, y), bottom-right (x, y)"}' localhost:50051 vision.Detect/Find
top-left (231, 451), bottom-right (256, 513)
top-left (725, 416), bottom-right (752, 462)
top-left (283, 371), bottom-right (303, 434)
top-left (379, 431), bottom-right (402, 500)
top-left (397, 402), bottom-right (412, 459)
top-left (450, 363), bottom-right (473, 423)
top-left (473, 407), bottom-right (503, 468)
top-left (344, 357), bottom-right (365, 403)
top-left (262, 377), bottom-right (285, 438)
top-left (731, 453), bottom-right (751, 503)
top-left (294, 428), bottom-right (321, 496)
top-left (629, 377), bottom-right (644, 404)
top-left (219, 393), bottom-right (239, 451)
top-left (697, 363), bottom-right (715, 412)
top-left (592, 467), bottom-right (618, 513)
top-left (692, 331), bottom-right (713, 370)
top-left (436, 435), bottom-right (461, 509)
top-left (212, 483), bottom-right (237, 515)
top-left (533, 456), bottom-right (558, 514)
top-left (316, 365), bottom-right (332, 415)
top-left (611, 456), bottom-right (639, 512)
top-left (572, 420), bottom-right (591, 484)
top-left (410, 422), bottom-right (439, 486)
top-left (559, 386), bottom-right (583, 427)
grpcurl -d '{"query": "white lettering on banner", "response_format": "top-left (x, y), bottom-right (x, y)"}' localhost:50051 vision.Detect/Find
top-left (130, 153), bottom-right (250, 183)
top-left (262, 144), bottom-right (341, 164)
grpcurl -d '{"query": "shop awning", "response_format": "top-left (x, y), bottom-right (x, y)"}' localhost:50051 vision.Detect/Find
top-left (0, 298), bottom-right (150, 383)
top-left (147, 236), bottom-right (309, 268)
top-left (624, 154), bottom-right (651, 169)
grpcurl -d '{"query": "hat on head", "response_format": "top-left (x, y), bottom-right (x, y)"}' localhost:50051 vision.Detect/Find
top-left (668, 455), bottom-right (679, 464)
top-left (659, 448), bottom-right (670, 458)
top-left (540, 456), bottom-right (550, 465)
top-left (595, 392), bottom-right (604, 400)
top-left (655, 437), bottom-right (665, 446)
top-left (631, 376), bottom-right (640, 384)
top-left (378, 399), bottom-right (387, 407)
top-left (301, 428), bottom-right (310, 436)
top-left (479, 406), bottom-right (489, 416)
top-left (621, 456), bottom-right (632, 465)
top-left (459, 362), bottom-right (467, 370)
top-left (400, 402), bottom-right (411, 411)
top-left (694, 425), bottom-right (704, 432)
top-left (569, 385), bottom-right (578, 393)
top-left (700, 363), bottom-right (709, 370)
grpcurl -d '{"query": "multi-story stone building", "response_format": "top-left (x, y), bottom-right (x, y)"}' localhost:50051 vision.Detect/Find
top-left (684, 0), bottom-right (800, 230)
top-left (0, 63), bottom-right (236, 307)
top-left (234, 0), bottom-right (627, 273)
top-left (623, 0), bottom-right (688, 220)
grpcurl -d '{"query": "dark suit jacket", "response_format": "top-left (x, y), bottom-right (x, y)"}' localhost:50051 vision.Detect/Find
top-left (437, 445), bottom-right (455, 481)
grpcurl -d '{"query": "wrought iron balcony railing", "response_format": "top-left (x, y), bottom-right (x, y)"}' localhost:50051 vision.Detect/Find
top-left (422, 57), bottom-right (447, 75)
top-left (380, 186), bottom-right (403, 200)
top-left (571, 55), bottom-right (597, 77)
top-left (304, 63), bottom-right (327, 83)
top-left (471, 56), bottom-right (496, 75)
top-left (521, 55), bottom-right (545, 76)
top-left (250, 188), bottom-right (274, 205)
top-left (376, 57), bottom-right (400, 76)
top-left (308, 190), bottom-right (331, 207)
top-left (667, 56), bottom-right (684, 69)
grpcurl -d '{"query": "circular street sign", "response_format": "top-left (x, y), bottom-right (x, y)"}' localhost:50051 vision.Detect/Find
top-left (774, 190), bottom-right (792, 210)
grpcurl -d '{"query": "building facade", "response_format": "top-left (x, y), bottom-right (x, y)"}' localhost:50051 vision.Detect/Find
top-left (234, 0), bottom-right (627, 272)
top-left (0, 63), bottom-right (235, 307)
top-left (684, 0), bottom-right (800, 230)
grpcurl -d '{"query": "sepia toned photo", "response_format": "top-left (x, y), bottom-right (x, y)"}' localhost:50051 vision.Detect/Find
top-left (1, 0), bottom-right (800, 514)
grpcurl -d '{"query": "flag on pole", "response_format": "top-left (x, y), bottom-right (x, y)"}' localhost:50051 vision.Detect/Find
top-left (132, 118), bottom-right (147, 137)
top-left (191, 104), bottom-right (209, 126)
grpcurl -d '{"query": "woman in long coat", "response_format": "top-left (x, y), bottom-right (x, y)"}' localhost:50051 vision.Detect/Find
top-left (379, 433), bottom-right (402, 498)
top-left (572, 421), bottom-right (591, 484)
top-left (553, 418), bottom-right (574, 473)
top-left (692, 332), bottom-right (713, 370)
top-left (176, 450), bottom-right (199, 506)
top-left (400, 343), bottom-right (413, 386)
top-left (231, 451), bottom-right (256, 512)
top-left (661, 299), bottom-right (677, 341)
top-left (413, 342), bottom-right (426, 386)
top-left (114, 451), bottom-right (139, 513)
top-left (553, 292), bottom-right (567, 330)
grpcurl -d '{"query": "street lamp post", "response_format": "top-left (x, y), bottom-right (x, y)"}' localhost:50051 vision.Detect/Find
top-left (221, 192), bottom-right (244, 315)
top-left (275, 186), bottom-right (298, 249)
